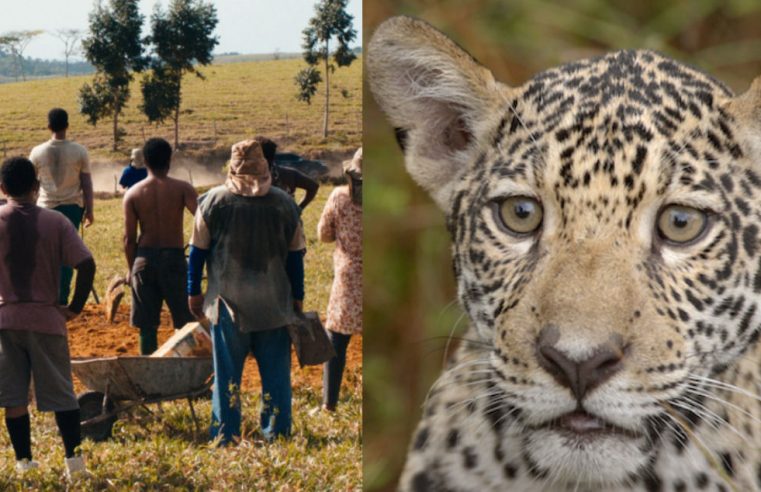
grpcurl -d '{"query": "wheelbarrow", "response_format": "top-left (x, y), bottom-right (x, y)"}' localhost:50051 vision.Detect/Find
top-left (71, 356), bottom-right (213, 441)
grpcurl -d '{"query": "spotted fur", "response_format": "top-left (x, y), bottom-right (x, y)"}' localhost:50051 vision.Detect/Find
top-left (368, 16), bottom-right (761, 491)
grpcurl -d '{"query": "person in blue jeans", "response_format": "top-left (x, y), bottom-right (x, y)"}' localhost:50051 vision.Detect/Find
top-left (186, 137), bottom-right (305, 444)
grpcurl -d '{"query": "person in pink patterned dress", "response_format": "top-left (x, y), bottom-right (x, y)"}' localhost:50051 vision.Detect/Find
top-left (317, 147), bottom-right (362, 411)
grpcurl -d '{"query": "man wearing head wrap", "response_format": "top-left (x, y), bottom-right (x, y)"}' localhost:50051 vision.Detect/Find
top-left (186, 137), bottom-right (305, 443)
top-left (118, 148), bottom-right (148, 191)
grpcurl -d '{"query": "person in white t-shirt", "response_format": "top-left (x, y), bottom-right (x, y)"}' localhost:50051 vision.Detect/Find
top-left (29, 108), bottom-right (94, 305)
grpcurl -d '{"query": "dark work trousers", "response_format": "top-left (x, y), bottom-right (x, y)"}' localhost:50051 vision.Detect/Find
top-left (322, 331), bottom-right (352, 409)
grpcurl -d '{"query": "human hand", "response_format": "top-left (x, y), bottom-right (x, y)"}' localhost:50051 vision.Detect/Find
top-left (188, 294), bottom-right (205, 320)
top-left (293, 300), bottom-right (303, 314)
top-left (59, 306), bottom-right (78, 321)
top-left (83, 210), bottom-right (94, 228)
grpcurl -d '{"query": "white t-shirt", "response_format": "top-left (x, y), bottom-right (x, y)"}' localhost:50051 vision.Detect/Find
top-left (29, 139), bottom-right (91, 209)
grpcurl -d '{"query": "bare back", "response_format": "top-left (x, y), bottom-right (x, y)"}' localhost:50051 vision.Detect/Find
top-left (124, 175), bottom-right (197, 249)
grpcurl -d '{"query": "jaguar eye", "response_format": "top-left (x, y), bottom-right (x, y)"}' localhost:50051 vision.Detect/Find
top-left (496, 196), bottom-right (543, 235)
top-left (657, 205), bottom-right (707, 244)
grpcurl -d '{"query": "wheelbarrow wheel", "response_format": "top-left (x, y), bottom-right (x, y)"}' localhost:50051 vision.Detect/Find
top-left (78, 391), bottom-right (117, 442)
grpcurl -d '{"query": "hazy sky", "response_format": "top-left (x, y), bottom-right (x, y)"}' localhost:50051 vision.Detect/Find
top-left (0, 0), bottom-right (362, 61)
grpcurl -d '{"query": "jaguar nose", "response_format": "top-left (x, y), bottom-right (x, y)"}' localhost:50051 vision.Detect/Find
top-left (535, 326), bottom-right (625, 401)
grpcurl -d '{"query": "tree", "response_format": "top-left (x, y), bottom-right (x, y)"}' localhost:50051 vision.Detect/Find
top-left (140, 0), bottom-right (218, 149)
top-left (295, 0), bottom-right (356, 138)
top-left (53, 29), bottom-right (83, 78)
top-left (0, 35), bottom-right (20, 80)
top-left (0, 30), bottom-right (43, 81)
top-left (79, 0), bottom-right (146, 151)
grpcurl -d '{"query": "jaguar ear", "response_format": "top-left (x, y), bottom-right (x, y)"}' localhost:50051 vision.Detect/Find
top-left (725, 76), bottom-right (761, 157)
top-left (367, 16), bottom-right (512, 210)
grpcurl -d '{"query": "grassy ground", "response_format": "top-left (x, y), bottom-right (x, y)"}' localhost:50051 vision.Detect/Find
top-left (0, 57), bottom-right (362, 161)
top-left (0, 390), bottom-right (361, 490)
top-left (0, 185), bottom-right (362, 490)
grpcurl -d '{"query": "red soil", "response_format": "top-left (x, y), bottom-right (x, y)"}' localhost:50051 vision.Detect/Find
top-left (67, 304), bottom-right (362, 394)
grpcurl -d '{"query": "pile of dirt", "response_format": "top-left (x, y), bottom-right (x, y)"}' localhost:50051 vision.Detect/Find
top-left (67, 304), bottom-right (362, 394)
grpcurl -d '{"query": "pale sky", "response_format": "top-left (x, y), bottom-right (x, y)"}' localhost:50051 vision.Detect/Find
top-left (0, 0), bottom-right (362, 61)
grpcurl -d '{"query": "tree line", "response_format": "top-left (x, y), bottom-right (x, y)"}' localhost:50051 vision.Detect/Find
top-left (79, 0), bottom-right (218, 151)
top-left (0, 29), bottom-right (87, 81)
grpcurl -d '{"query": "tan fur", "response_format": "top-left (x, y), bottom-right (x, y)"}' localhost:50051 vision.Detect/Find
top-left (367, 16), bottom-right (511, 209)
top-left (727, 76), bottom-right (761, 158)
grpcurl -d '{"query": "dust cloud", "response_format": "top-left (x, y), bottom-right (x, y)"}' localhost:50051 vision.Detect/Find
top-left (91, 155), bottom-right (226, 193)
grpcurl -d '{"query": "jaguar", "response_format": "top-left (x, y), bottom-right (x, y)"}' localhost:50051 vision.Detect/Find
top-left (368, 16), bottom-right (761, 491)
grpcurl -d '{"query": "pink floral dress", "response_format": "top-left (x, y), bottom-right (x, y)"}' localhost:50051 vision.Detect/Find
top-left (317, 186), bottom-right (362, 335)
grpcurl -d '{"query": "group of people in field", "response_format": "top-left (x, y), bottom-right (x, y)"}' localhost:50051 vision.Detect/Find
top-left (0, 108), bottom-right (363, 478)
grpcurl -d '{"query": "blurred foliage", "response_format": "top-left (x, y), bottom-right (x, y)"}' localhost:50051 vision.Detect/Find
top-left (363, 0), bottom-right (761, 490)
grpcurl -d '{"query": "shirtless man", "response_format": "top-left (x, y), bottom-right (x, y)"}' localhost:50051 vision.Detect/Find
top-left (123, 138), bottom-right (197, 354)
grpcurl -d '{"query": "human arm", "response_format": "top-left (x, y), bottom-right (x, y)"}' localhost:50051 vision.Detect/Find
top-left (187, 208), bottom-right (211, 319)
top-left (59, 218), bottom-right (96, 319)
top-left (79, 172), bottom-right (94, 227)
top-left (123, 193), bottom-right (138, 274)
top-left (187, 245), bottom-right (208, 319)
top-left (317, 190), bottom-right (337, 243)
top-left (285, 249), bottom-right (304, 313)
top-left (286, 211), bottom-right (306, 312)
top-left (293, 170), bottom-right (319, 210)
top-left (184, 182), bottom-right (198, 216)
top-left (118, 168), bottom-right (129, 190)
top-left (79, 148), bottom-right (94, 226)
top-left (61, 257), bottom-right (96, 319)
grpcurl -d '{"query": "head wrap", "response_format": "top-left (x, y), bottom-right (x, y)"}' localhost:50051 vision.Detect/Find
top-left (343, 147), bottom-right (362, 179)
top-left (130, 148), bottom-right (145, 169)
top-left (344, 147), bottom-right (362, 205)
top-left (225, 138), bottom-right (272, 197)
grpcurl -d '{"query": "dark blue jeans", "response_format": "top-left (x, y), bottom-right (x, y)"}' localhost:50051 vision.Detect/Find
top-left (210, 304), bottom-right (292, 443)
top-left (53, 204), bottom-right (83, 305)
top-left (322, 331), bottom-right (352, 409)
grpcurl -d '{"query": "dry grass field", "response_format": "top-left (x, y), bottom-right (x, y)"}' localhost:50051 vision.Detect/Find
top-left (0, 57), bottom-right (362, 162)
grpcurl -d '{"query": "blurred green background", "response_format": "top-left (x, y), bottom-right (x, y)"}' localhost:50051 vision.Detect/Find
top-left (363, 1), bottom-right (761, 490)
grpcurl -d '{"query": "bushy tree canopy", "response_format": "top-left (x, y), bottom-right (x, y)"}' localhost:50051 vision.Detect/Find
top-left (141, 0), bottom-right (218, 148)
top-left (295, 0), bottom-right (357, 138)
top-left (294, 66), bottom-right (322, 105)
top-left (300, 0), bottom-right (356, 71)
top-left (79, 0), bottom-right (146, 150)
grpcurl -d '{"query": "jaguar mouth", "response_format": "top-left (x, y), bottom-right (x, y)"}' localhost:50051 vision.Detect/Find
top-left (538, 410), bottom-right (643, 441)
